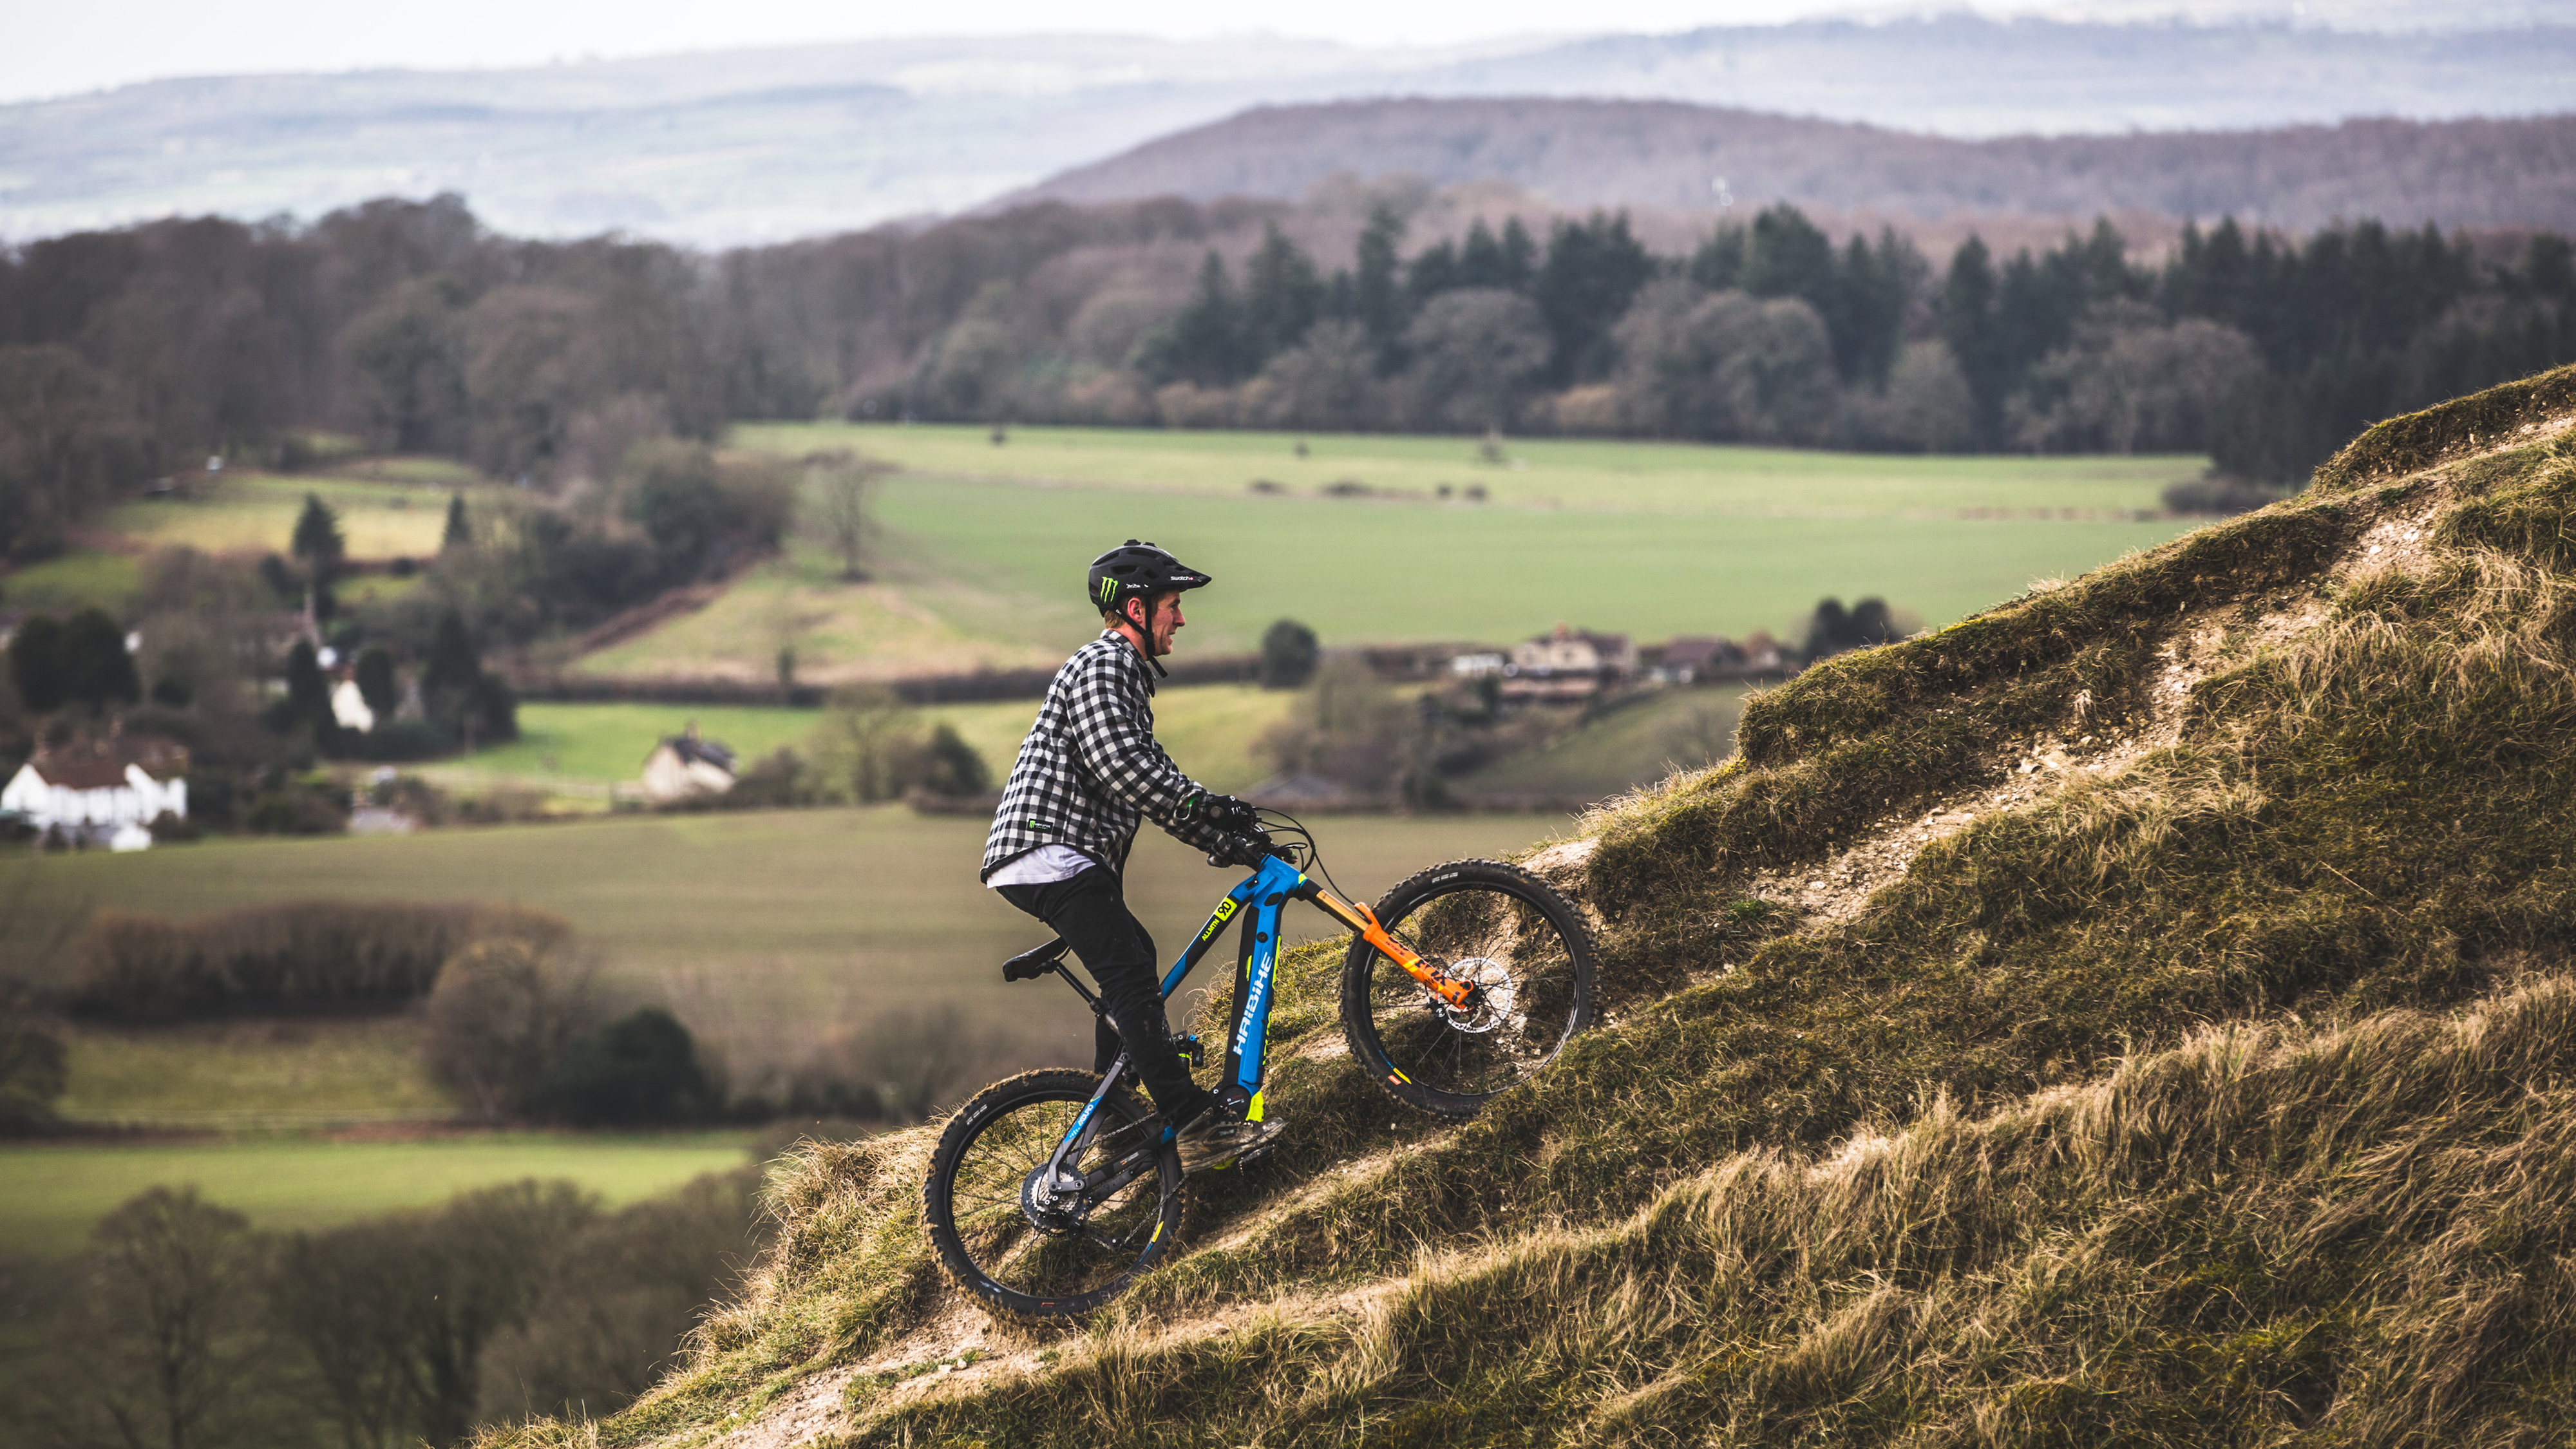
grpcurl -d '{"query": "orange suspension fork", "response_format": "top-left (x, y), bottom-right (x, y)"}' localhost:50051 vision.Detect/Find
top-left (1305, 884), bottom-right (1475, 1009)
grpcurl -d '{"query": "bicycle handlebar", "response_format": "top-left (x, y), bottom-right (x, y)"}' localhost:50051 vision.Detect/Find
top-left (1206, 833), bottom-right (1280, 869)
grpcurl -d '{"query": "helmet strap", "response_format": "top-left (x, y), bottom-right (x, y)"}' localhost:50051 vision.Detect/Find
top-left (1125, 594), bottom-right (1170, 677)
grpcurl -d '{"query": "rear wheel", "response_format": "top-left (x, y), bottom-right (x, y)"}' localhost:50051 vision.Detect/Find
top-left (1339, 859), bottom-right (1597, 1118)
top-left (922, 1068), bottom-right (1188, 1319)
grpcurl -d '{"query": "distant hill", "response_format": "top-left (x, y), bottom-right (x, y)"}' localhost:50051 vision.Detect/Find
top-left (5, 17), bottom-right (2576, 246)
top-left (1015, 99), bottom-right (2576, 234)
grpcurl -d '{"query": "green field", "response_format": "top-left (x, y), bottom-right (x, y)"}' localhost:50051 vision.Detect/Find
top-left (56, 1017), bottom-right (456, 1130)
top-left (0, 464), bottom-right (497, 613)
top-left (0, 1133), bottom-right (752, 1256)
top-left (0, 549), bottom-right (143, 612)
top-left (429, 688), bottom-right (1298, 800)
top-left (1, 807), bottom-right (1571, 1080)
top-left (1457, 686), bottom-right (1753, 800)
top-left (735, 422), bottom-right (2200, 520)
top-left (659, 424), bottom-right (2217, 675)
top-left (104, 470), bottom-right (477, 560)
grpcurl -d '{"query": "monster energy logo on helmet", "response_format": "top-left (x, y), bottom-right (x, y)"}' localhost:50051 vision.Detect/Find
top-left (1086, 540), bottom-right (1214, 618)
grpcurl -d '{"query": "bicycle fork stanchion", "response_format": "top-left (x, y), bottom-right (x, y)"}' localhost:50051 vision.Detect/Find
top-left (1302, 887), bottom-right (1476, 1010)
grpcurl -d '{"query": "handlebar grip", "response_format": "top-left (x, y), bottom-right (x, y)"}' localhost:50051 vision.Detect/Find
top-left (1002, 936), bottom-right (1071, 982)
top-left (1206, 833), bottom-right (1269, 868)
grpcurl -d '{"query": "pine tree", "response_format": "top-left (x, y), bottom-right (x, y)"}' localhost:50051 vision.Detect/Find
top-left (1939, 236), bottom-right (2007, 447)
top-left (284, 638), bottom-right (332, 731)
top-left (1354, 205), bottom-right (1408, 363)
top-left (422, 611), bottom-right (480, 703)
top-left (1241, 224), bottom-right (1324, 366)
top-left (1533, 211), bottom-right (1654, 386)
top-left (290, 493), bottom-right (345, 578)
top-left (440, 492), bottom-right (471, 552)
top-left (354, 647), bottom-right (398, 719)
top-left (1140, 251), bottom-right (1247, 386)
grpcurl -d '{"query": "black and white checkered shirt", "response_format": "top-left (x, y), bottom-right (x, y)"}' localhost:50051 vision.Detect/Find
top-left (981, 631), bottom-right (1229, 881)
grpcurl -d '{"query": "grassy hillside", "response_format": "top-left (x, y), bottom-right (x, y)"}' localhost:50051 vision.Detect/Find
top-left (0, 463), bottom-right (498, 612)
top-left (492, 366), bottom-right (2576, 1448)
top-left (589, 427), bottom-right (2208, 676)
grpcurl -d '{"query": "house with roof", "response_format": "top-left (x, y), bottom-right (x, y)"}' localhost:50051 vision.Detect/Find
top-left (1501, 624), bottom-right (1636, 703)
top-left (639, 723), bottom-right (738, 804)
top-left (1, 734), bottom-right (190, 850)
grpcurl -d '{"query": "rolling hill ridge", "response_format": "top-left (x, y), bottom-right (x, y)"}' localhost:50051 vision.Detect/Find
top-left (1014, 98), bottom-right (2576, 234)
top-left (488, 362), bottom-right (2576, 1447)
top-left (10, 17), bottom-right (2576, 245)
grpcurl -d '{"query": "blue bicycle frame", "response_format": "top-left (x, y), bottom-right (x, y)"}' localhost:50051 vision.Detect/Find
top-left (1039, 853), bottom-right (1312, 1189)
top-left (1023, 844), bottom-right (1475, 1202)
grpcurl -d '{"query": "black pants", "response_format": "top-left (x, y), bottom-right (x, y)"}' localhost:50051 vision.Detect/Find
top-left (998, 868), bottom-right (1212, 1122)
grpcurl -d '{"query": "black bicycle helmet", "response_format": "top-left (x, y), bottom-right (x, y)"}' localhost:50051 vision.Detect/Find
top-left (1088, 540), bottom-right (1211, 615)
top-left (1087, 540), bottom-right (1211, 672)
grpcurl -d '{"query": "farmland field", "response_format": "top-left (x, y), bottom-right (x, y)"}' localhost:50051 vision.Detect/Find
top-left (623, 423), bottom-right (2221, 677)
top-left (0, 464), bottom-right (500, 612)
top-left (102, 469), bottom-right (480, 560)
top-left (56, 1016), bottom-right (456, 1130)
top-left (1, 806), bottom-right (1573, 1079)
top-left (0, 549), bottom-right (143, 612)
top-left (0, 1133), bottom-right (753, 1256)
top-left (425, 688), bottom-right (1298, 799)
top-left (734, 422), bottom-right (2202, 520)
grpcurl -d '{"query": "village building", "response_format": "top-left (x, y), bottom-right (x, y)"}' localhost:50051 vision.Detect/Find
top-left (639, 723), bottom-right (738, 803)
top-left (1500, 624), bottom-right (1636, 703)
top-left (331, 677), bottom-right (376, 732)
top-left (1653, 636), bottom-right (1744, 684)
top-left (0, 734), bottom-right (190, 850)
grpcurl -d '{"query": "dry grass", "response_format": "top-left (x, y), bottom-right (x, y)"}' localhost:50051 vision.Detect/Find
top-left (476, 365), bottom-right (2576, 1449)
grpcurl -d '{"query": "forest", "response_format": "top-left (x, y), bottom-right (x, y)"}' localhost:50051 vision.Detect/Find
top-left (5, 185), bottom-right (2573, 570)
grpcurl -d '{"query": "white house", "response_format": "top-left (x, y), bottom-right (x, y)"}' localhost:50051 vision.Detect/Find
top-left (1, 737), bottom-right (189, 849)
top-left (332, 678), bottom-right (376, 732)
top-left (639, 723), bottom-right (738, 804)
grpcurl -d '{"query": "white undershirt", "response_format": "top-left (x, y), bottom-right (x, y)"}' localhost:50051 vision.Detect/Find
top-left (985, 844), bottom-right (1095, 888)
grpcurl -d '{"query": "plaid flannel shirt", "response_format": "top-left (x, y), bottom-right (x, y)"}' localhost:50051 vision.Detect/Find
top-left (981, 631), bottom-right (1230, 881)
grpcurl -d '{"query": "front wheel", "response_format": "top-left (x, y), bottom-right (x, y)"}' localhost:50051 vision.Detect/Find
top-left (922, 1068), bottom-right (1189, 1319)
top-left (1340, 858), bottom-right (1597, 1118)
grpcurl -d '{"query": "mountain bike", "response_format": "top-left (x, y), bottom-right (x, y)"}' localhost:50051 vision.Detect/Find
top-left (922, 810), bottom-right (1597, 1318)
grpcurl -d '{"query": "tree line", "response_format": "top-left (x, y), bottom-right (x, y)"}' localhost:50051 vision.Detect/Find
top-left (6, 1175), bottom-right (762, 1449)
top-left (5, 189), bottom-right (2573, 575)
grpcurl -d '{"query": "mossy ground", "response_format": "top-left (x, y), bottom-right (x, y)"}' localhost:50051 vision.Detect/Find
top-left (482, 366), bottom-right (2576, 1449)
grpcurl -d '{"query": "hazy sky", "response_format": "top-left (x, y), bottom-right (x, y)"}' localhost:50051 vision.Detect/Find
top-left (0, 0), bottom-right (2521, 104)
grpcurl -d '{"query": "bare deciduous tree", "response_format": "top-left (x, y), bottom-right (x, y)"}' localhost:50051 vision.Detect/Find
top-left (26, 1188), bottom-right (289, 1449)
top-left (419, 938), bottom-right (601, 1122)
top-left (802, 450), bottom-right (889, 582)
top-left (811, 685), bottom-right (923, 804)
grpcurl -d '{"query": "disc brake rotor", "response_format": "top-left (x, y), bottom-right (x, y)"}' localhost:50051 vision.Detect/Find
top-left (1437, 955), bottom-right (1518, 1034)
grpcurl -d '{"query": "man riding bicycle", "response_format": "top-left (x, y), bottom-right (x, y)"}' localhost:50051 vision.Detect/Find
top-left (981, 540), bottom-right (1287, 1173)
